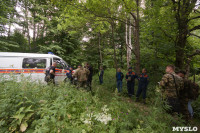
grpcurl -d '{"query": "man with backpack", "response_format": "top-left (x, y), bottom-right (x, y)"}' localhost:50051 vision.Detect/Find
top-left (177, 71), bottom-right (200, 120)
top-left (73, 64), bottom-right (90, 88)
top-left (159, 65), bottom-right (184, 115)
top-left (45, 62), bottom-right (57, 84)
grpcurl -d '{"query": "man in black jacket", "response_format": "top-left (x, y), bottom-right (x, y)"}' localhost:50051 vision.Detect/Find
top-left (45, 62), bottom-right (57, 84)
top-left (85, 63), bottom-right (93, 90)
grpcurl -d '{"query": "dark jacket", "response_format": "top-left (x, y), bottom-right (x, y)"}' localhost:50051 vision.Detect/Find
top-left (66, 69), bottom-right (73, 79)
top-left (49, 66), bottom-right (56, 79)
top-left (87, 66), bottom-right (93, 82)
top-left (98, 70), bottom-right (104, 77)
top-left (116, 72), bottom-right (124, 81)
top-left (138, 73), bottom-right (149, 88)
top-left (126, 71), bottom-right (138, 82)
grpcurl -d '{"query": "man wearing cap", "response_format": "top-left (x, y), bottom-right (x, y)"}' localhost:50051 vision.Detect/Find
top-left (126, 67), bottom-right (138, 97)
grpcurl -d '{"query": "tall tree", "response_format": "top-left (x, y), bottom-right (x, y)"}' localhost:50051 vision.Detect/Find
top-left (171, 0), bottom-right (200, 69)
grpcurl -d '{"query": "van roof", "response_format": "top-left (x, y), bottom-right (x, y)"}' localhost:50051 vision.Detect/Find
top-left (0, 52), bottom-right (61, 59)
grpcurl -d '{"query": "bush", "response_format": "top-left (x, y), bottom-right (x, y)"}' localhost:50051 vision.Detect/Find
top-left (0, 72), bottom-right (186, 133)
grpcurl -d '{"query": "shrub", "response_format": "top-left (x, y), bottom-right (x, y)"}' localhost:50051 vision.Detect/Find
top-left (0, 71), bottom-right (186, 133)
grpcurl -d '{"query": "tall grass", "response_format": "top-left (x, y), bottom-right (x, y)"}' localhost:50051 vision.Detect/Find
top-left (0, 71), bottom-right (187, 133)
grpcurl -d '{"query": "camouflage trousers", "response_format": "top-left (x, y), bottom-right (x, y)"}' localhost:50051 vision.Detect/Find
top-left (165, 98), bottom-right (181, 114)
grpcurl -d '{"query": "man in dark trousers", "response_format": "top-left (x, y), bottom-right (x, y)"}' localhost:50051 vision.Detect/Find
top-left (85, 63), bottom-right (93, 90)
top-left (136, 68), bottom-right (149, 104)
top-left (126, 67), bottom-right (138, 97)
top-left (116, 68), bottom-right (124, 93)
top-left (177, 71), bottom-right (200, 122)
top-left (45, 62), bottom-right (57, 85)
top-left (98, 66), bottom-right (104, 85)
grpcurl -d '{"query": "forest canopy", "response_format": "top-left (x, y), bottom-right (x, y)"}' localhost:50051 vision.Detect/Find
top-left (1, 0), bottom-right (200, 75)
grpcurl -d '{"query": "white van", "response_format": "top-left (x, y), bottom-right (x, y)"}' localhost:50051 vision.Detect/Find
top-left (0, 52), bottom-right (69, 84)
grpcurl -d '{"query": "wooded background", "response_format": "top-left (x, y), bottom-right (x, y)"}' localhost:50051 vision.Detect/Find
top-left (1, 0), bottom-right (200, 78)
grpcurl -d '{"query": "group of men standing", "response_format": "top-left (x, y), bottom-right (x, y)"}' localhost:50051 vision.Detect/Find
top-left (67, 63), bottom-right (93, 90)
top-left (45, 62), bottom-right (199, 122)
top-left (116, 67), bottom-right (149, 104)
top-left (159, 65), bottom-right (199, 122)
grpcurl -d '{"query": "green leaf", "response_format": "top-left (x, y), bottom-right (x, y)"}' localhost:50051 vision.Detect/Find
top-left (12, 114), bottom-right (25, 124)
top-left (25, 105), bottom-right (34, 113)
top-left (17, 107), bottom-right (25, 114)
top-left (24, 113), bottom-right (34, 120)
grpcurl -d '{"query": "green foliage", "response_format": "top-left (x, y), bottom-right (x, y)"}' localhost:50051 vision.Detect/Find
top-left (0, 70), bottom-right (186, 132)
top-left (192, 75), bottom-right (200, 119)
top-left (0, 36), bottom-right (19, 52)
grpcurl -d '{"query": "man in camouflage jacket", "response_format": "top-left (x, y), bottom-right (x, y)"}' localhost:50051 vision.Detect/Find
top-left (159, 65), bottom-right (184, 114)
top-left (73, 64), bottom-right (90, 88)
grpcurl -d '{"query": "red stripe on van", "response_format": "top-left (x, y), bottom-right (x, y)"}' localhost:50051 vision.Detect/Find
top-left (0, 69), bottom-right (69, 74)
top-left (0, 69), bottom-right (45, 73)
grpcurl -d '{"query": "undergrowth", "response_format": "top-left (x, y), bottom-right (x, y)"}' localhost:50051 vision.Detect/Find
top-left (0, 69), bottom-right (192, 133)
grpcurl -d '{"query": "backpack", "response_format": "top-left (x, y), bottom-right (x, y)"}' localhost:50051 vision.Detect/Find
top-left (79, 68), bottom-right (88, 81)
top-left (44, 66), bottom-right (51, 82)
top-left (185, 80), bottom-right (200, 100)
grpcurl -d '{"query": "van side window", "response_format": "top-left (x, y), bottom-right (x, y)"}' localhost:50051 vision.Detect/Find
top-left (22, 58), bottom-right (46, 68)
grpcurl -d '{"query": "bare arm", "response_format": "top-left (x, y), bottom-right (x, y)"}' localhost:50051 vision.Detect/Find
top-left (50, 70), bottom-right (55, 75)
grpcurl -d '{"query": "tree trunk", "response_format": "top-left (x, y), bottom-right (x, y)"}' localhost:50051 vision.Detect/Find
top-left (36, 24), bottom-right (39, 40)
top-left (125, 18), bottom-right (129, 67)
top-left (33, 11), bottom-right (36, 42)
top-left (111, 21), bottom-right (118, 71)
top-left (174, 0), bottom-right (197, 69)
top-left (175, 21), bottom-right (188, 69)
top-left (120, 40), bottom-right (123, 68)
top-left (98, 32), bottom-right (103, 65)
top-left (128, 17), bottom-right (132, 66)
top-left (132, 0), bottom-right (140, 74)
top-left (126, 17), bottom-right (132, 69)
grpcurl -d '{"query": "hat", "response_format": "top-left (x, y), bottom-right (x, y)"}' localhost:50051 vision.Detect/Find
top-left (128, 67), bottom-right (132, 70)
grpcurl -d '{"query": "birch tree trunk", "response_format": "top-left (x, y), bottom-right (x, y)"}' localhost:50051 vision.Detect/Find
top-left (126, 17), bottom-right (132, 69)
top-left (111, 21), bottom-right (118, 71)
